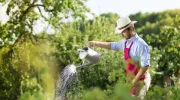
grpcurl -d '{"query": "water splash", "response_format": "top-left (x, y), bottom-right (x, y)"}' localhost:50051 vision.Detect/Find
top-left (55, 47), bottom-right (100, 100)
top-left (55, 64), bottom-right (77, 100)
top-left (55, 63), bottom-right (92, 100)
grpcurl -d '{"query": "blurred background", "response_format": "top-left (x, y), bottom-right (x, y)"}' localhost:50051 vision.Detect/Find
top-left (0, 0), bottom-right (180, 100)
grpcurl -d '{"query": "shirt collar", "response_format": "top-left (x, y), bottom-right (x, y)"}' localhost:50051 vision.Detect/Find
top-left (126, 33), bottom-right (138, 42)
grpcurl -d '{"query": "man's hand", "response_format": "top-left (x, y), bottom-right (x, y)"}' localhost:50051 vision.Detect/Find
top-left (132, 66), bottom-right (149, 86)
top-left (88, 41), bottom-right (99, 47)
top-left (132, 79), bottom-right (136, 85)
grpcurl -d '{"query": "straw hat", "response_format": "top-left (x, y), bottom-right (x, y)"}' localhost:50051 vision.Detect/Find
top-left (115, 17), bottom-right (137, 34)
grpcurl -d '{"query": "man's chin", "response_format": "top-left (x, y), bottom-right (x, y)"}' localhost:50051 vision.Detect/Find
top-left (125, 37), bottom-right (130, 40)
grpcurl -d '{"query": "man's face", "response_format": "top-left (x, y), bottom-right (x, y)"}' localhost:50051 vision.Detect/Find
top-left (121, 27), bottom-right (131, 39)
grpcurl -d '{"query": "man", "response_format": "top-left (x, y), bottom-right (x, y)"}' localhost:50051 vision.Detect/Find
top-left (88, 17), bottom-right (151, 99)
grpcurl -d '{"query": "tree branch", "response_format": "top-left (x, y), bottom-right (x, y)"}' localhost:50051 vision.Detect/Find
top-left (33, 4), bottom-right (54, 12)
top-left (19, 0), bottom-right (37, 21)
top-left (37, 6), bottom-right (47, 19)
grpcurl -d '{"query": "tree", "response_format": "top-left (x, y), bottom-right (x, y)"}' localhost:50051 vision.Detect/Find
top-left (0, 0), bottom-right (89, 99)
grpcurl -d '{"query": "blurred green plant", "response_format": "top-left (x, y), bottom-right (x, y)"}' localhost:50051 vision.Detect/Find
top-left (0, 1), bottom-right (180, 99)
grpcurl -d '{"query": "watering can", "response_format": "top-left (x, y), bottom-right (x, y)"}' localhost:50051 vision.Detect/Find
top-left (77, 47), bottom-right (101, 68)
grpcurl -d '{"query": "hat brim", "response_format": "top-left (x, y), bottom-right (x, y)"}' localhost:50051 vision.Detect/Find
top-left (115, 21), bottom-right (137, 34)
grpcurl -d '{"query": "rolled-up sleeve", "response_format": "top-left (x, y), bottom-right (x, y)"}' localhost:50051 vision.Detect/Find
top-left (110, 40), bottom-right (124, 50)
top-left (139, 45), bottom-right (150, 67)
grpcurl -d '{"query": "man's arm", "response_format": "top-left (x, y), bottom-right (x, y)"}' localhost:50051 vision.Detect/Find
top-left (88, 41), bottom-right (111, 49)
top-left (133, 44), bottom-right (150, 85)
top-left (132, 65), bottom-right (149, 85)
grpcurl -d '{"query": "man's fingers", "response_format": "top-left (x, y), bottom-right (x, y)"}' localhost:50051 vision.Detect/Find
top-left (88, 41), bottom-right (93, 47)
top-left (88, 41), bottom-right (96, 47)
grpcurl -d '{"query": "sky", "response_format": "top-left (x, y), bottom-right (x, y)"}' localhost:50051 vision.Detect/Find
top-left (86, 0), bottom-right (180, 17)
top-left (0, 2), bottom-right (9, 24)
top-left (0, 0), bottom-right (180, 33)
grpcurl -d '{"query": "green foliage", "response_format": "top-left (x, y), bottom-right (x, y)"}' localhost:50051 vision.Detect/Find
top-left (81, 80), bottom-right (133, 100)
top-left (130, 10), bottom-right (180, 86)
top-left (100, 13), bottom-right (119, 24)
top-left (0, 47), bottom-right (21, 100)
top-left (0, 39), bottom-right (58, 100)
top-left (0, 0), bottom-right (89, 99)
top-left (0, 0), bottom-right (180, 99)
top-left (66, 10), bottom-right (180, 100)
top-left (0, 0), bottom-right (89, 45)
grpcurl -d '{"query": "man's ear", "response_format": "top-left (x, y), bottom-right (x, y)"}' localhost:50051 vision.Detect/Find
top-left (131, 26), bottom-right (135, 31)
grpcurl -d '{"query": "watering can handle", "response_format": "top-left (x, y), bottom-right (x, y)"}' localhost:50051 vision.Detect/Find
top-left (76, 62), bottom-right (92, 68)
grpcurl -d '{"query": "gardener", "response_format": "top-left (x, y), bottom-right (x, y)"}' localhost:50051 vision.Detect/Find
top-left (88, 17), bottom-right (151, 99)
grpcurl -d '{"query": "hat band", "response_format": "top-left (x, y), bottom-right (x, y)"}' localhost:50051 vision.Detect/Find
top-left (118, 22), bottom-right (131, 30)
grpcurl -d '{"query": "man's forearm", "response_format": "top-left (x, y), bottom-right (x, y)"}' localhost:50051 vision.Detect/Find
top-left (89, 41), bottom-right (111, 49)
top-left (96, 42), bottom-right (111, 49)
top-left (133, 66), bottom-right (149, 85)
